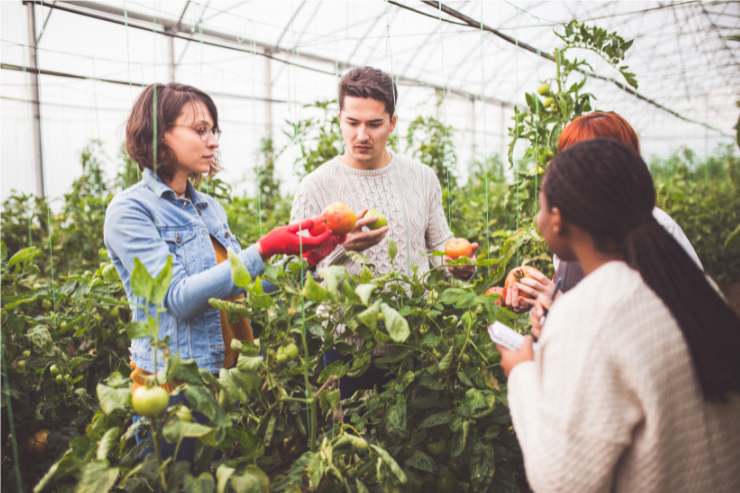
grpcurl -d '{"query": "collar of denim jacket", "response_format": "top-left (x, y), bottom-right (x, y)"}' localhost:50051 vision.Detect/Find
top-left (142, 168), bottom-right (207, 207)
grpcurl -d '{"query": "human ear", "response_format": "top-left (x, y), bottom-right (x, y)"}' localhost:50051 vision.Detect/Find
top-left (389, 114), bottom-right (397, 132)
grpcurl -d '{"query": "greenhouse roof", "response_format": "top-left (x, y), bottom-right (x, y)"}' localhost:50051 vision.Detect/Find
top-left (2, 0), bottom-right (738, 199)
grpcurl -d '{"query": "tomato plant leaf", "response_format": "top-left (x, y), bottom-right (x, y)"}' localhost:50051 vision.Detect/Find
top-left (228, 249), bottom-right (252, 289)
top-left (355, 283), bottom-right (376, 306)
top-left (380, 303), bottom-right (410, 343)
top-left (75, 461), bottom-right (119, 493)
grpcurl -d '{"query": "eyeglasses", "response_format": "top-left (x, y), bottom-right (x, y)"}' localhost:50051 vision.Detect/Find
top-left (171, 124), bottom-right (221, 142)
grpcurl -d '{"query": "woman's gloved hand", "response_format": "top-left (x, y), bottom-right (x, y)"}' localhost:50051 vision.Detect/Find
top-left (258, 219), bottom-right (335, 259)
top-left (303, 234), bottom-right (345, 267)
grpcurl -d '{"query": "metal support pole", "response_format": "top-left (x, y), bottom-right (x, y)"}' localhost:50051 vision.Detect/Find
top-left (167, 27), bottom-right (176, 81)
top-left (470, 96), bottom-right (477, 159)
top-left (26, 2), bottom-right (45, 197)
top-left (499, 102), bottom-right (506, 159)
top-left (264, 50), bottom-right (273, 142)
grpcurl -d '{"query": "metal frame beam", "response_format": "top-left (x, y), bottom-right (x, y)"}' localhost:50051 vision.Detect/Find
top-left (26, 2), bottom-right (45, 197)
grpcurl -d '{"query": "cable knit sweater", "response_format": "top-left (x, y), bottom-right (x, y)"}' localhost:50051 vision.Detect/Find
top-left (508, 261), bottom-right (740, 493)
top-left (290, 153), bottom-right (453, 275)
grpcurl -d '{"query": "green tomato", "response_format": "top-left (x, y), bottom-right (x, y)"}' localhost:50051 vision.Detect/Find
top-left (242, 465), bottom-right (270, 493)
top-left (175, 405), bottom-right (192, 422)
top-left (543, 96), bottom-right (555, 108)
top-left (49, 364), bottom-right (61, 376)
top-left (22, 350), bottom-right (31, 358)
top-left (277, 342), bottom-right (299, 363)
top-left (55, 375), bottom-right (64, 384)
top-left (17, 360), bottom-right (27, 370)
top-left (536, 83), bottom-right (550, 96)
top-left (366, 208), bottom-right (388, 230)
top-left (42, 299), bottom-right (52, 310)
top-left (132, 386), bottom-right (169, 418)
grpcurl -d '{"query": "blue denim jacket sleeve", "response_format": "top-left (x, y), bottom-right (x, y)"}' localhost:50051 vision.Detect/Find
top-left (104, 196), bottom-right (265, 320)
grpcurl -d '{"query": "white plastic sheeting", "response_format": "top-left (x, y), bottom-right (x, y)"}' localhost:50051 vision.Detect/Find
top-left (1, 0), bottom-right (737, 200)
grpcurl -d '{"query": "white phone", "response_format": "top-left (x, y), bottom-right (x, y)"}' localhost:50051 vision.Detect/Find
top-left (487, 321), bottom-right (537, 351)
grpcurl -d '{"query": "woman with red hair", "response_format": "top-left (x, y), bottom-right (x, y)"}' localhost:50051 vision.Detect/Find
top-left (505, 112), bottom-right (701, 334)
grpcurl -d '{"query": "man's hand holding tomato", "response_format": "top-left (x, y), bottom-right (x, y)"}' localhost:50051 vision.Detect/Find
top-left (444, 238), bottom-right (479, 280)
top-left (341, 209), bottom-right (389, 252)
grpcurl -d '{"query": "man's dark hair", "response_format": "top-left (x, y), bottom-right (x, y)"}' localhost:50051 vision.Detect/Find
top-left (544, 138), bottom-right (740, 401)
top-left (338, 66), bottom-right (398, 116)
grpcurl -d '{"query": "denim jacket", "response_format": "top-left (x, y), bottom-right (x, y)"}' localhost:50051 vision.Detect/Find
top-left (104, 169), bottom-right (265, 373)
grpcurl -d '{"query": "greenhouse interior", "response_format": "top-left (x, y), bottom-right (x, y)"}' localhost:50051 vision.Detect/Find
top-left (2, 1), bottom-right (739, 492)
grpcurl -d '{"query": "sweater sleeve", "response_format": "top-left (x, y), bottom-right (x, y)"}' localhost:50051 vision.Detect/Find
top-left (507, 305), bottom-right (642, 492)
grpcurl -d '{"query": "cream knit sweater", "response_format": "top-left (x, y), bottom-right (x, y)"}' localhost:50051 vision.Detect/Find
top-left (290, 153), bottom-right (453, 275)
top-left (508, 261), bottom-right (740, 493)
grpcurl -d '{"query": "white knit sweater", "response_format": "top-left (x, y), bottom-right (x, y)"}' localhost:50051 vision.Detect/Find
top-left (508, 261), bottom-right (740, 493)
top-left (290, 153), bottom-right (453, 275)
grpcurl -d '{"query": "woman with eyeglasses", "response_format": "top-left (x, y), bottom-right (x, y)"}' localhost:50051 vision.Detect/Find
top-left (498, 139), bottom-right (740, 492)
top-left (104, 83), bottom-right (339, 447)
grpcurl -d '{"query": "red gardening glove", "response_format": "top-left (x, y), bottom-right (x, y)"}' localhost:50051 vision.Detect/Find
top-left (303, 234), bottom-right (345, 266)
top-left (258, 219), bottom-right (334, 259)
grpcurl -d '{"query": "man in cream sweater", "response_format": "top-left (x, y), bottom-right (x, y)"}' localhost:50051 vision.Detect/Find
top-left (290, 66), bottom-right (473, 278)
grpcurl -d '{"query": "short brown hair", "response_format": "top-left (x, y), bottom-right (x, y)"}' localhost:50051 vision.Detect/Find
top-left (338, 66), bottom-right (398, 116)
top-left (125, 82), bottom-right (221, 183)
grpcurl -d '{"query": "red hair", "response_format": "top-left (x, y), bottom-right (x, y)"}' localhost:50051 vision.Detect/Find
top-left (558, 112), bottom-right (640, 154)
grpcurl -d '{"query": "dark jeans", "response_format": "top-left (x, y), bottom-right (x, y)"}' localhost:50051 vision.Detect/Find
top-left (323, 349), bottom-right (393, 399)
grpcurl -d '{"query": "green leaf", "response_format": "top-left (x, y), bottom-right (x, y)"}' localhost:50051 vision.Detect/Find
top-left (355, 283), bottom-right (376, 306)
top-left (183, 472), bottom-right (215, 493)
top-left (184, 386), bottom-right (219, 421)
top-left (230, 466), bottom-right (269, 493)
top-left (216, 465), bottom-right (235, 493)
top-left (450, 419), bottom-right (469, 458)
top-left (347, 352), bottom-right (372, 378)
top-left (96, 382), bottom-right (130, 415)
top-left (418, 411), bottom-right (452, 429)
top-left (388, 239), bottom-right (398, 263)
top-left (130, 258), bottom-right (154, 301)
top-left (318, 360), bottom-right (347, 383)
top-left (438, 346), bottom-right (454, 371)
top-left (166, 356), bottom-right (203, 386)
top-left (219, 368), bottom-right (247, 404)
top-left (236, 354), bottom-right (264, 373)
top-left (357, 301), bottom-right (381, 330)
top-left (7, 246), bottom-right (41, 268)
top-left (320, 265), bottom-right (347, 294)
top-left (458, 388), bottom-right (496, 419)
top-left (302, 274), bottom-right (331, 303)
top-left (404, 450), bottom-right (436, 474)
top-left (151, 255), bottom-right (173, 305)
top-left (306, 451), bottom-right (325, 489)
top-left (380, 303), bottom-right (410, 343)
top-left (228, 249), bottom-right (252, 289)
top-left (470, 440), bottom-right (496, 491)
top-left (74, 461), bottom-right (119, 493)
top-left (724, 223), bottom-right (740, 249)
top-left (163, 420), bottom-right (213, 443)
top-left (96, 427), bottom-right (121, 461)
top-left (370, 444), bottom-right (407, 484)
top-left (385, 394), bottom-right (407, 436)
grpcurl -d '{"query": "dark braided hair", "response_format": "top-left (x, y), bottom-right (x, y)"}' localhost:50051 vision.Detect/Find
top-left (544, 139), bottom-right (740, 401)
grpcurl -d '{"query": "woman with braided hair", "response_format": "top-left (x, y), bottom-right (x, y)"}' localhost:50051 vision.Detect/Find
top-left (504, 112), bottom-right (702, 334)
top-left (498, 139), bottom-right (740, 492)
